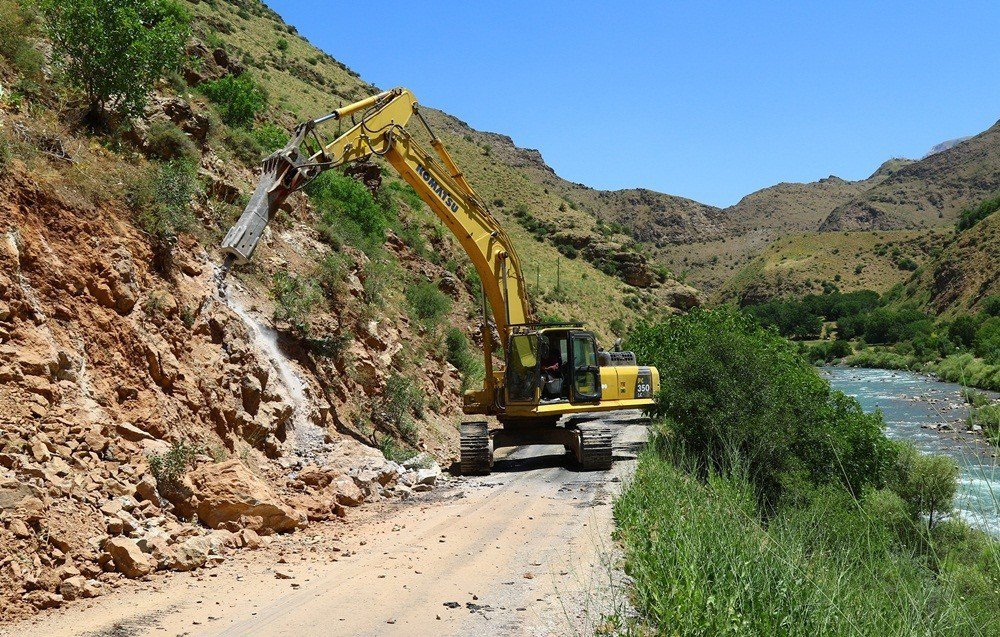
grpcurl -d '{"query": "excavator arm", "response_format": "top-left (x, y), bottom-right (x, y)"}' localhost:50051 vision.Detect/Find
top-left (221, 88), bottom-right (533, 408)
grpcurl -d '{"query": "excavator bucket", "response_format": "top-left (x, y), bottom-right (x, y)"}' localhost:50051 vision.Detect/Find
top-left (221, 124), bottom-right (314, 264)
top-left (220, 161), bottom-right (284, 264)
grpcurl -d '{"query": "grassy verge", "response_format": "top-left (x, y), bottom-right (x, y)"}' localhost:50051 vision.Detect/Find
top-left (613, 309), bottom-right (1000, 636)
top-left (615, 440), bottom-right (993, 636)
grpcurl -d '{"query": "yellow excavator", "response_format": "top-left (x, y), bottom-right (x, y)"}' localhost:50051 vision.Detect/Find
top-left (221, 88), bottom-right (659, 474)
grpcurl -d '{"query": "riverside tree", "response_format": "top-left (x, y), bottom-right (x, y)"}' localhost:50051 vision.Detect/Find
top-left (40, 0), bottom-right (190, 125)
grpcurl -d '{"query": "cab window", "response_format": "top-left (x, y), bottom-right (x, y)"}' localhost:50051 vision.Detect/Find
top-left (506, 333), bottom-right (539, 402)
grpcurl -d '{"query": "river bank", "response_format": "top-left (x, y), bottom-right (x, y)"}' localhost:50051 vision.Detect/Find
top-left (824, 367), bottom-right (1000, 534)
top-left (842, 348), bottom-right (1000, 393)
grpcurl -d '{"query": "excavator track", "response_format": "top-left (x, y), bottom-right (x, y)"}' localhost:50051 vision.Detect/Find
top-left (575, 423), bottom-right (614, 471)
top-left (460, 420), bottom-right (492, 475)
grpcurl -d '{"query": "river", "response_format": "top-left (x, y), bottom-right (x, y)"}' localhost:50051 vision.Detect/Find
top-left (823, 367), bottom-right (1000, 535)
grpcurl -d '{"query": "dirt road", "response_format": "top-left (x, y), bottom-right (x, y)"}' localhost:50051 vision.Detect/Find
top-left (3, 413), bottom-right (647, 637)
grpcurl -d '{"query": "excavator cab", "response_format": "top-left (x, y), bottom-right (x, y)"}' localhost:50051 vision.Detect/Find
top-left (505, 325), bottom-right (603, 406)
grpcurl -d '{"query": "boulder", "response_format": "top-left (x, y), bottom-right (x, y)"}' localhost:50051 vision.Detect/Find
top-left (135, 475), bottom-right (162, 507)
top-left (164, 535), bottom-right (212, 572)
top-left (0, 479), bottom-right (40, 511)
top-left (137, 535), bottom-right (170, 567)
top-left (236, 528), bottom-right (262, 549)
top-left (414, 467), bottom-right (440, 486)
top-left (8, 518), bottom-right (32, 538)
top-left (105, 537), bottom-right (153, 578)
top-left (296, 464), bottom-right (339, 489)
top-left (58, 576), bottom-right (89, 601)
top-left (288, 494), bottom-right (339, 522)
top-left (332, 476), bottom-right (365, 507)
top-left (24, 590), bottom-right (63, 609)
top-left (656, 281), bottom-right (703, 311)
top-left (189, 460), bottom-right (305, 533)
top-left (116, 421), bottom-right (155, 442)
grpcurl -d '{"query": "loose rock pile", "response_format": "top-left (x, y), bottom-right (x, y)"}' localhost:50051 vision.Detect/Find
top-left (0, 411), bottom-right (446, 620)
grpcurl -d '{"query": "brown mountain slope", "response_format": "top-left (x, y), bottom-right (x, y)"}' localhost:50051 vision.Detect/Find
top-left (820, 121), bottom-right (1000, 231)
top-left (897, 211), bottom-right (1000, 316)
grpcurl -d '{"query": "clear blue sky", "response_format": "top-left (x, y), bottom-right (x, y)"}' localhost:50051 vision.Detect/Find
top-left (266, 1), bottom-right (1000, 208)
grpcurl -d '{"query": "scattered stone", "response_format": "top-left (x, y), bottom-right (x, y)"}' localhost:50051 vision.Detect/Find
top-left (414, 467), bottom-right (440, 486)
top-left (8, 518), bottom-right (32, 538)
top-left (59, 576), bottom-right (89, 601)
top-left (24, 590), bottom-right (63, 610)
top-left (165, 536), bottom-right (212, 571)
top-left (135, 475), bottom-right (162, 507)
top-left (274, 570), bottom-right (294, 580)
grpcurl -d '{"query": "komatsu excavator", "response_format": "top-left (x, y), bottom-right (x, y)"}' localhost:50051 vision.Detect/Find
top-left (221, 88), bottom-right (659, 474)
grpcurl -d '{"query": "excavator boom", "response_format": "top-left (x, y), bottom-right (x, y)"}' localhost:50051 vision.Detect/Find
top-left (222, 88), bottom-right (532, 344)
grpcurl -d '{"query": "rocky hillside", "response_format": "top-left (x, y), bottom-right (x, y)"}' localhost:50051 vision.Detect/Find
top-left (895, 205), bottom-right (1000, 316)
top-left (820, 122), bottom-right (1000, 232)
top-left (0, 0), bottom-right (707, 621)
top-left (715, 228), bottom-right (951, 305)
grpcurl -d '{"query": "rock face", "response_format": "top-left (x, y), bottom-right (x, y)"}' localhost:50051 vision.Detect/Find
top-left (189, 460), bottom-right (306, 533)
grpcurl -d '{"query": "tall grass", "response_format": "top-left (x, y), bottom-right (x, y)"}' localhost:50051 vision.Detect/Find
top-left (935, 353), bottom-right (1000, 392)
top-left (615, 439), bottom-right (998, 636)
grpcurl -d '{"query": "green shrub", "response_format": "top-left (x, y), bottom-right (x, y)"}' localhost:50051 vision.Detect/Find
top-left (406, 281), bottom-right (451, 324)
top-left (626, 310), bottom-right (894, 509)
top-left (609, 318), bottom-right (626, 337)
top-left (307, 171), bottom-right (393, 253)
top-left (270, 271), bottom-right (321, 334)
top-left (949, 315), bottom-right (981, 349)
top-left (933, 353), bottom-right (1000, 391)
top-left (445, 327), bottom-right (484, 391)
top-left (41, 0), bottom-right (190, 122)
top-left (275, 37), bottom-right (288, 52)
top-left (315, 252), bottom-right (345, 300)
top-left (614, 445), bottom-right (976, 636)
top-left (969, 404), bottom-right (1000, 443)
top-left (974, 317), bottom-right (1000, 364)
top-left (199, 73), bottom-right (267, 128)
top-left (361, 256), bottom-right (390, 306)
top-left (0, 0), bottom-right (44, 79)
top-left (981, 295), bottom-right (1000, 317)
top-left (223, 126), bottom-right (264, 164)
top-left (130, 159), bottom-right (198, 271)
top-left (386, 180), bottom-right (423, 212)
top-left (956, 195), bottom-right (1000, 232)
top-left (251, 122), bottom-right (288, 154)
top-left (148, 439), bottom-right (199, 487)
top-left (146, 120), bottom-right (198, 162)
top-left (745, 299), bottom-right (823, 339)
top-left (889, 442), bottom-right (959, 528)
top-left (377, 434), bottom-right (417, 464)
top-left (0, 133), bottom-right (11, 176)
top-left (379, 372), bottom-right (424, 439)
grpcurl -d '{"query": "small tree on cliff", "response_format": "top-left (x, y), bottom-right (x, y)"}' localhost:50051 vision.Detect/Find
top-left (40, 0), bottom-right (189, 126)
